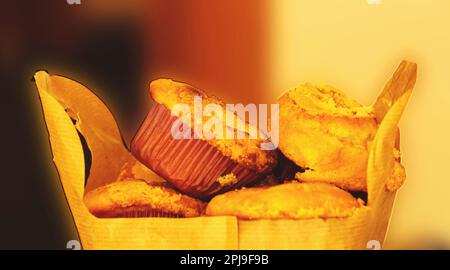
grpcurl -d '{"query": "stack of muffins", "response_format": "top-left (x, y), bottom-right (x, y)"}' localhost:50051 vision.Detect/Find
top-left (84, 79), bottom-right (405, 220)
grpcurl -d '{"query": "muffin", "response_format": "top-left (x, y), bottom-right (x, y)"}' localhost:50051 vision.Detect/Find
top-left (131, 79), bottom-right (277, 200)
top-left (84, 179), bottom-right (205, 218)
top-left (278, 83), bottom-right (378, 191)
top-left (206, 182), bottom-right (363, 219)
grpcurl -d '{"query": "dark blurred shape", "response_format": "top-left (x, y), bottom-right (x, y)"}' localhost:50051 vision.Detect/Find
top-left (0, 0), bottom-right (141, 249)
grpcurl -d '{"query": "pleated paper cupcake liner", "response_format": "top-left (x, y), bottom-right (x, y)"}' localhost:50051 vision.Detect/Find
top-left (131, 104), bottom-right (266, 200)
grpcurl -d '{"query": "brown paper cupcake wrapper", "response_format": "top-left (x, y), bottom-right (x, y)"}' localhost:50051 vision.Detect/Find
top-left (131, 104), bottom-right (266, 200)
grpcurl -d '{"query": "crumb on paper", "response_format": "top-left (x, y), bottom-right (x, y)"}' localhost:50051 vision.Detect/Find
top-left (385, 160), bottom-right (406, 192)
top-left (217, 173), bottom-right (238, 187)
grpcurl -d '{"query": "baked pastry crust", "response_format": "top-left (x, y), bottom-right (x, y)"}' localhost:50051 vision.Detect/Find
top-left (83, 179), bottom-right (205, 218)
top-left (206, 182), bottom-right (363, 219)
top-left (278, 83), bottom-right (378, 191)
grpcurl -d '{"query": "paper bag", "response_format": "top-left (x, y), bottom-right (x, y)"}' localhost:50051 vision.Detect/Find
top-left (33, 60), bottom-right (416, 249)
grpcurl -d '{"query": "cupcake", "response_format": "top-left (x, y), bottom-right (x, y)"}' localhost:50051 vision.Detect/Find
top-left (131, 79), bottom-right (277, 200)
top-left (84, 179), bottom-right (205, 218)
top-left (206, 182), bottom-right (363, 219)
top-left (278, 83), bottom-right (378, 191)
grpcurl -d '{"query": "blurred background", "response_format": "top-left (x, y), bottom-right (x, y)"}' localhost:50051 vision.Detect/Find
top-left (0, 0), bottom-right (449, 249)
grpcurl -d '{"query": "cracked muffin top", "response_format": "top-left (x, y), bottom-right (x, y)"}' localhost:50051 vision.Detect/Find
top-left (149, 79), bottom-right (277, 173)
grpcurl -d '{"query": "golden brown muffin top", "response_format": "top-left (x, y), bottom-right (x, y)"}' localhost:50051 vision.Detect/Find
top-left (279, 83), bottom-right (375, 118)
top-left (149, 79), bottom-right (277, 173)
top-left (83, 179), bottom-right (205, 218)
top-left (206, 182), bottom-right (363, 219)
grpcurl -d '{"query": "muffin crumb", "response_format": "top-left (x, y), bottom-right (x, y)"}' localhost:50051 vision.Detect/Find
top-left (216, 173), bottom-right (238, 187)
